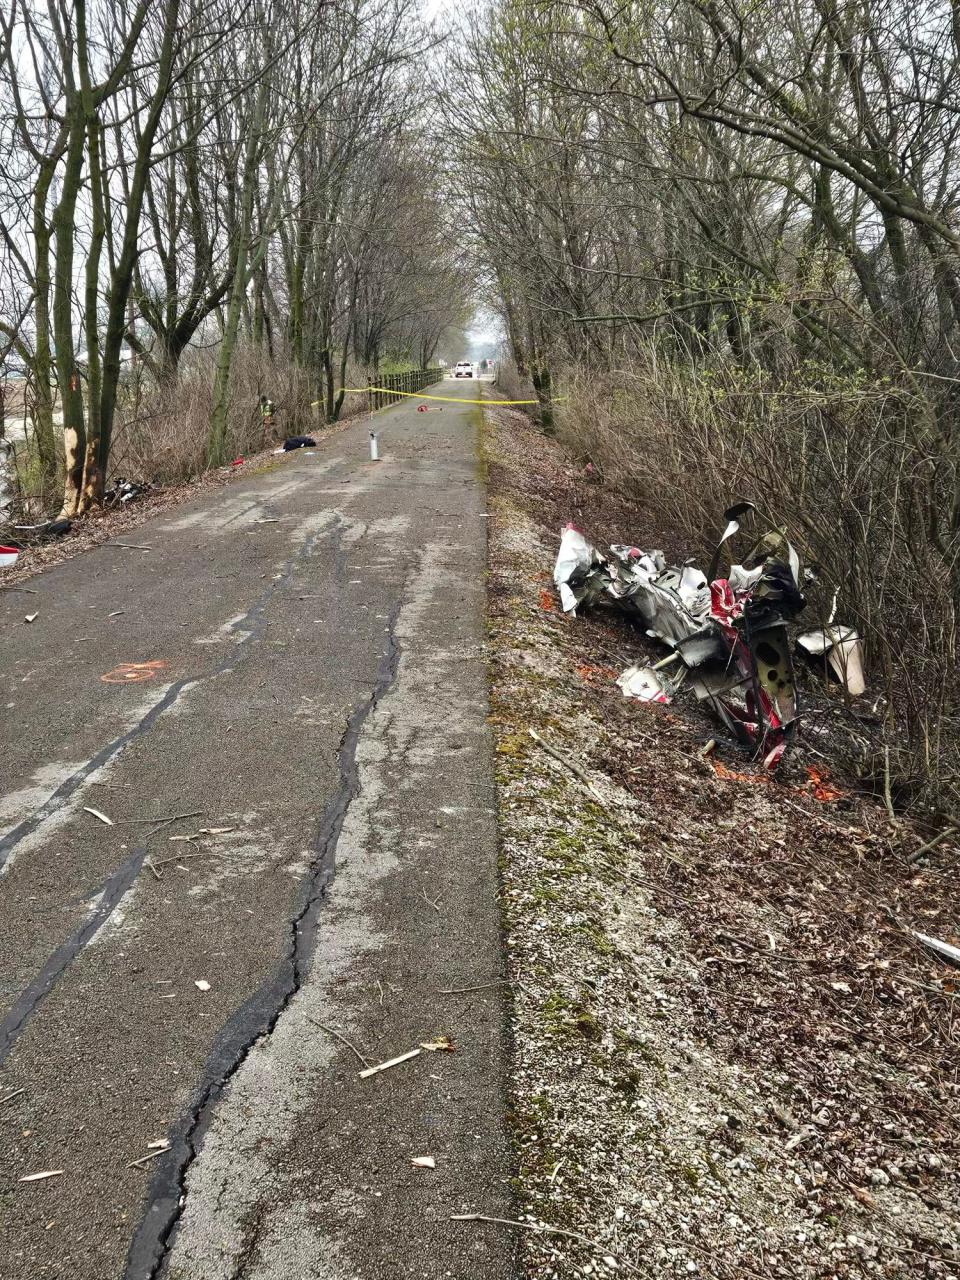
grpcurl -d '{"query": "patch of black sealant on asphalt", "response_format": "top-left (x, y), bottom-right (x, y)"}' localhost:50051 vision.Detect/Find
top-left (123, 594), bottom-right (404, 1280)
top-left (0, 844), bottom-right (149, 1065)
top-left (0, 525), bottom-right (334, 876)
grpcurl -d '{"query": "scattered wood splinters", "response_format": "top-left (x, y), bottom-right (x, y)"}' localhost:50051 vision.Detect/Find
top-left (83, 806), bottom-right (115, 825)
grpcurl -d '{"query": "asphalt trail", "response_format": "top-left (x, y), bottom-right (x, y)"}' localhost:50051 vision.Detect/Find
top-left (0, 382), bottom-right (515, 1280)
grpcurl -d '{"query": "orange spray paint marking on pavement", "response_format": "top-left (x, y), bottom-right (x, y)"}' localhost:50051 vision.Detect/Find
top-left (100, 660), bottom-right (168, 685)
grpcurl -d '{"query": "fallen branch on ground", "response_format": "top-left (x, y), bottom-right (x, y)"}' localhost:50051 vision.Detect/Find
top-left (528, 728), bottom-right (608, 804)
top-left (306, 1019), bottom-right (370, 1067)
top-left (908, 825), bottom-right (957, 865)
top-left (438, 980), bottom-right (513, 995)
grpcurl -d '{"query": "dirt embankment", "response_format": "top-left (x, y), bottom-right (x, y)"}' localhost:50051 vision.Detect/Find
top-left (485, 407), bottom-right (958, 1279)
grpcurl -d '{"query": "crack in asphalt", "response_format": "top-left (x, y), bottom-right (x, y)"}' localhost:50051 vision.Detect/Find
top-left (0, 524), bottom-right (333, 878)
top-left (0, 524), bottom-right (336, 1070)
top-left (0, 843), bottom-right (150, 1065)
top-left (122, 587), bottom-right (405, 1280)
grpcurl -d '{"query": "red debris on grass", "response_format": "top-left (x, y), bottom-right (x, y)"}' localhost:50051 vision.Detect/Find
top-left (711, 759), bottom-right (771, 784)
top-left (805, 764), bottom-right (844, 802)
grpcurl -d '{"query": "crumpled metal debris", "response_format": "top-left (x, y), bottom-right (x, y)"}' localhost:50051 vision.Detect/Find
top-left (553, 508), bottom-right (862, 769)
top-left (796, 590), bottom-right (865, 697)
top-left (104, 477), bottom-right (151, 507)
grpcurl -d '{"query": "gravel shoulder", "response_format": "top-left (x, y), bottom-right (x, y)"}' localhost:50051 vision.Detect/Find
top-left (485, 407), bottom-right (959, 1279)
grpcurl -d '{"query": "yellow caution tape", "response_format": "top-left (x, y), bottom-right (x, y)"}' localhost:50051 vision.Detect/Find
top-left (342, 386), bottom-right (540, 406)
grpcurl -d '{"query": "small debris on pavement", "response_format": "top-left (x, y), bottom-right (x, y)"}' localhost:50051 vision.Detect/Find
top-left (100, 659), bottom-right (168, 684)
top-left (19, 1170), bottom-right (64, 1183)
top-left (83, 806), bottom-right (115, 825)
top-left (359, 1035), bottom-right (454, 1079)
top-left (419, 1035), bottom-right (455, 1052)
top-left (410, 1155), bottom-right (436, 1169)
top-left (194, 979), bottom-right (211, 992)
top-left (127, 1141), bottom-right (170, 1169)
top-left (24, 612), bottom-right (38, 623)
top-left (359, 1048), bottom-right (422, 1079)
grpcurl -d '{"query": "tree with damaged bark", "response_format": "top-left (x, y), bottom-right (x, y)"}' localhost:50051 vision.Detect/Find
top-left (446, 0), bottom-right (960, 805)
top-left (0, 0), bottom-right (232, 514)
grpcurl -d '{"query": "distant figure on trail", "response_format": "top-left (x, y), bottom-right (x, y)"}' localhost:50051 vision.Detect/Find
top-left (259, 394), bottom-right (275, 429)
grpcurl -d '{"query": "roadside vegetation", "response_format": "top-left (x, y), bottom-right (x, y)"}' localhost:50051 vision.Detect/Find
top-left (441, 0), bottom-right (960, 810)
top-left (0, 0), bottom-right (472, 518)
top-left (486, 403), bottom-right (959, 1280)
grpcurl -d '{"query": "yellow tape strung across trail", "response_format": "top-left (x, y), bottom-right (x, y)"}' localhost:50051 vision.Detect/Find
top-left (342, 386), bottom-right (539, 405)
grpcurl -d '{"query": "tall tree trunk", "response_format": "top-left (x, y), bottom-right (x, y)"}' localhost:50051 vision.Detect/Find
top-left (206, 77), bottom-right (268, 466)
top-left (31, 173), bottom-right (59, 490)
top-left (53, 117), bottom-right (88, 518)
top-left (81, 118), bottom-right (106, 507)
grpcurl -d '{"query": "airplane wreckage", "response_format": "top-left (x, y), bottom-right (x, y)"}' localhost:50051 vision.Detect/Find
top-left (553, 503), bottom-right (865, 770)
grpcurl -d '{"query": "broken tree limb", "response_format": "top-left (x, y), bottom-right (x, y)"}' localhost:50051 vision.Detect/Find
top-left (528, 729), bottom-right (607, 805)
top-left (358, 1048), bottom-right (422, 1079)
top-left (907, 825), bottom-right (958, 865)
top-left (307, 1019), bottom-right (370, 1067)
top-left (126, 1145), bottom-right (169, 1169)
top-left (83, 806), bottom-right (114, 825)
top-left (438, 980), bottom-right (513, 995)
top-left (883, 746), bottom-right (896, 823)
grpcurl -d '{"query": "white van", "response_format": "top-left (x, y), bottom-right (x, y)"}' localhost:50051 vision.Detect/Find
top-left (454, 361), bottom-right (474, 378)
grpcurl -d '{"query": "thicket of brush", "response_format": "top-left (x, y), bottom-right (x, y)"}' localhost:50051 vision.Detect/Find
top-left (110, 343), bottom-right (354, 484)
top-left (498, 350), bottom-right (959, 814)
top-left (445, 0), bottom-right (960, 813)
top-left (6, 342), bottom-right (368, 517)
